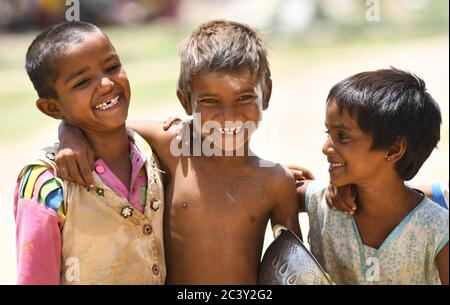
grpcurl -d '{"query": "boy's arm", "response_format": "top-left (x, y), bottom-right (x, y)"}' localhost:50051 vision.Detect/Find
top-left (270, 167), bottom-right (302, 240)
top-left (56, 119), bottom-right (179, 185)
top-left (14, 166), bottom-right (63, 284)
top-left (437, 243), bottom-right (449, 285)
top-left (126, 120), bottom-right (176, 157)
top-left (295, 179), bottom-right (311, 213)
top-left (57, 122), bottom-right (95, 187)
top-left (285, 164), bottom-right (314, 213)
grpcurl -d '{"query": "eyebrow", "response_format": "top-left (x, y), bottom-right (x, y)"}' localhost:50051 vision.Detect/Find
top-left (325, 122), bottom-right (352, 130)
top-left (63, 54), bottom-right (119, 85)
top-left (103, 54), bottom-right (118, 63)
top-left (238, 88), bottom-right (257, 95)
top-left (64, 67), bottom-right (89, 85)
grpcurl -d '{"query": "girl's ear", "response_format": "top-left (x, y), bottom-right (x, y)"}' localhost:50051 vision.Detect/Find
top-left (385, 136), bottom-right (407, 163)
top-left (262, 78), bottom-right (272, 110)
top-left (36, 98), bottom-right (64, 120)
top-left (177, 89), bottom-right (192, 115)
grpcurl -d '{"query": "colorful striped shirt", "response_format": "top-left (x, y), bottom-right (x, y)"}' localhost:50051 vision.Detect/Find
top-left (14, 140), bottom-right (148, 284)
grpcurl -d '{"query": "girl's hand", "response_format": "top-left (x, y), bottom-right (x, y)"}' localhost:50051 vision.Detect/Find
top-left (325, 184), bottom-right (357, 215)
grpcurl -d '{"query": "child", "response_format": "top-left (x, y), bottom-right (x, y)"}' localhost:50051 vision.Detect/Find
top-left (296, 68), bottom-right (449, 284)
top-left (57, 20), bottom-right (301, 284)
top-left (15, 22), bottom-right (166, 284)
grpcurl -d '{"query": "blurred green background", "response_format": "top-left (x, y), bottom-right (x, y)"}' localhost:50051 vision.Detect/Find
top-left (0, 0), bottom-right (448, 284)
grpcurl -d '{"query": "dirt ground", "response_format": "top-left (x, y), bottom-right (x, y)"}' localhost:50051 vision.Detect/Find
top-left (0, 37), bottom-right (448, 284)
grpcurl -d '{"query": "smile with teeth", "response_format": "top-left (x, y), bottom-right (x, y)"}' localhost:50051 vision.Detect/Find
top-left (217, 126), bottom-right (243, 136)
top-left (329, 162), bottom-right (345, 169)
top-left (95, 96), bottom-right (120, 110)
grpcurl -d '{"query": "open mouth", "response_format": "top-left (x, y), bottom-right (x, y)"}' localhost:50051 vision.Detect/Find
top-left (329, 162), bottom-right (345, 171)
top-left (216, 126), bottom-right (243, 136)
top-left (94, 95), bottom-right (120, 110)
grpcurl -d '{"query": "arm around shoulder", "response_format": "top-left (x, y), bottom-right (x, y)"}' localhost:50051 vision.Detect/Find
top-left (270, 166), bottom-right (302, 240)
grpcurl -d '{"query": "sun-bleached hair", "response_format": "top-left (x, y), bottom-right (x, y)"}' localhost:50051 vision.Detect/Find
top-left (178, 20), bottom-right (271, 100)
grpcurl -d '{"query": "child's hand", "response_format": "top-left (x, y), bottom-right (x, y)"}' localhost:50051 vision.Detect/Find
top-left (162, 116), bottom-right (186, 142)
top-left (162, 116), bottom-right (182, 131)
top-left (325, 184), bottom-right (357, 215)
top-left (56, 122), bottom-right (95, 188)
top-left (286, 164), bottom-right (315, 181)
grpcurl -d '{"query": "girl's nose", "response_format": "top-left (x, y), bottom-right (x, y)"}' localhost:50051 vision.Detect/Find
top-left (322, 136), bottom-right (334, 156)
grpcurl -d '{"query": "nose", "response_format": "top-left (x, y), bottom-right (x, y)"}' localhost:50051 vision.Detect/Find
top-left (97, 76), bottom-right (114, 93)
top-left (221, 104), bottom-right (239, 122)
top-left (322, 136), bottom-right (334, 156)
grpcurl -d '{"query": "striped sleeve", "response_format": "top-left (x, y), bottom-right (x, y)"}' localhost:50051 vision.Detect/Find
top-left (15, 165), bottom-right (64, 284)
top-left (17, 165), bottom-right (65, 220)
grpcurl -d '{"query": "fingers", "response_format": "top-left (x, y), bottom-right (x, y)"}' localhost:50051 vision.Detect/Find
top-left (162, 117), bottom-right (182, 131)
top-left (55, 148), bottom-right (95, 187)
top-left (77, 157), bottom-right (95, 188)
top-left (325, 184), bottom-right (338, 210)
top-left (325, 184), bottom-right (355, 215)
top-left (301, 168), bottom-right (315, 180)
top-left (337, 186), bottom-right (357, 215)
top-left (66, 157), bottom-right (86, 187)
top-left (286, 164), bottom-right (315, 181)
top-left (56, 161), bottom-right (72, 181)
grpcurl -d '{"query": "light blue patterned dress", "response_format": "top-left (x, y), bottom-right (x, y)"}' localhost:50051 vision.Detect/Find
top-left (306, 181), bottom-right (449, 285)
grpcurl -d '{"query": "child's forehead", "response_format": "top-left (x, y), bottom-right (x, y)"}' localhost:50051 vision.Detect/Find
top-left (191, 69), bottom-right (261, 90)
top-left (326, 101), bottom-right (361, 129)
top-left (54, 33), bottom-right (117, 76)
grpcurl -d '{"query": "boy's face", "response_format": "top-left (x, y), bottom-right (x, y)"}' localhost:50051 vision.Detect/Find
top-left (44, 32), bottom-right (131, 133)
top-left (184, 69), bottom-right (268, 152)
top-left (322, 101), bottom-right (387, 187)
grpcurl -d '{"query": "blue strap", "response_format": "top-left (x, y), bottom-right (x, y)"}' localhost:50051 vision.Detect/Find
top-left (432, 183), bottom-right (448, 210)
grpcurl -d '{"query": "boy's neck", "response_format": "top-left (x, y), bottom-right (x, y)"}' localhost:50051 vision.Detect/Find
top-left (354, 175), bottom-right (423, 218)
top-left (84, 125), bottom-right (130, 163)
top-left (198, 138), bottom-right (254, 166)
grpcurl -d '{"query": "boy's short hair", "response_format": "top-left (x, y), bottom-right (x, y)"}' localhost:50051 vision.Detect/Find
top-left (178, 20), bottom-right (271, 100)
top-left (26, 21), bottom-right (105, 98)
top-left (327, 68), bottom-right (441, 181)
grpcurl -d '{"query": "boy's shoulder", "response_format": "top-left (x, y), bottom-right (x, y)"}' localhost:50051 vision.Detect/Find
top-left (249, 158), bottom-right (296, 190)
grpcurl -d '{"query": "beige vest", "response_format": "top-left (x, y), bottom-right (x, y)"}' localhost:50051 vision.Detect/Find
top-left (37, 130), bottom-right (165, 284)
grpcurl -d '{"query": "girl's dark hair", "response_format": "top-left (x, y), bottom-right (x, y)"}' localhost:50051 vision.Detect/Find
top-left (327, 68), bottom-right (441, 181)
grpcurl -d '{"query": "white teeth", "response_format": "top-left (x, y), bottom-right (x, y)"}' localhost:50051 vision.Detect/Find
top-left (95, 96), bottom-right (119, 110)
top-left (330, 163), bottom-right (345, 168)
top-left (218, 126), bottom-right (243, 136)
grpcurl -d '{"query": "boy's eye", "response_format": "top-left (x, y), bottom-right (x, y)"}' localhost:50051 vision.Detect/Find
top-left (237, 95), bottom-right (255, 103)
top-left (106, 64), bottom-right (121, 73)
top-left (199, 99), bottom-right (217, 105)
top-left (73, 78), bottom-right (91, 89)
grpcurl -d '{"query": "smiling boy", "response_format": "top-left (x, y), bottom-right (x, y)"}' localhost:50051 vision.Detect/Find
top-left (15, 22), bottom-right (165, 284)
